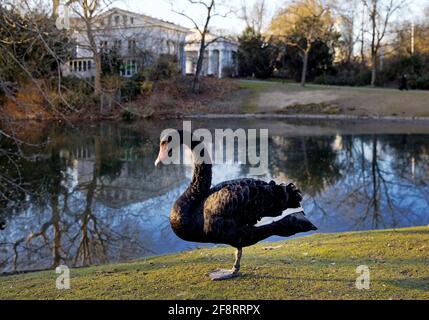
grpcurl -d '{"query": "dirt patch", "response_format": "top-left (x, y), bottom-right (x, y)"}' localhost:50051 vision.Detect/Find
top-left (277, 102), bottom-right (341, 115)
top-left (257, 90), bottom-right (339, 112)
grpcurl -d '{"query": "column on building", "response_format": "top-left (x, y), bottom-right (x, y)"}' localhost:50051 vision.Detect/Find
top-left (218, 48), bottom-right (224, 78)
top-left (179, 42), bottom-right (186, 76)
top-left (207, 49), bottom-right (213, 76)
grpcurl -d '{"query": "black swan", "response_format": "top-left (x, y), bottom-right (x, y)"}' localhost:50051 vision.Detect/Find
top-left (154, 130), bottom-right (317, 280)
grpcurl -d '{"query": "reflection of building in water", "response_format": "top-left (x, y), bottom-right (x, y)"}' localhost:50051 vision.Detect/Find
top-left (64, 145), bottom-right (187, 208)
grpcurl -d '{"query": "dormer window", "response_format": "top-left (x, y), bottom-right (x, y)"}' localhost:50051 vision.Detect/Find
top-left (100, 41), bottom-right (108, 51)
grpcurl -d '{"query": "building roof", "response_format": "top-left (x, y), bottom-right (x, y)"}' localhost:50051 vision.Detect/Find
top-left (99, 7), bottom-right (191, 33)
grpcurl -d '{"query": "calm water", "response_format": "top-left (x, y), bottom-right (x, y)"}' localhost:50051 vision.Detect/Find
top-left (0, 119), bottom-right (428, 272)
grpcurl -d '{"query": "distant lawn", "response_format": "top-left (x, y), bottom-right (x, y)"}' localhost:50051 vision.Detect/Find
top-left (237, 80), bottom-right (429, 117)
top-left (1, 226), bottom-right (428, 300)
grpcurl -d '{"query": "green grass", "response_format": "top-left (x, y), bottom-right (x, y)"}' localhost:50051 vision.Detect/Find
top-left (1, 226), bottom-right (428, 300)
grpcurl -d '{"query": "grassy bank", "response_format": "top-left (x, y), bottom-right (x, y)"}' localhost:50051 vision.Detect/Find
top-left (1, 226), bottom-right (428, 300)
top-left (237, 80), bottom-right (429, 117)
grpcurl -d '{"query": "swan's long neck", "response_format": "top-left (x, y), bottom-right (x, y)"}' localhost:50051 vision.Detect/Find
top-left (186, 162), bottom-right (212, 197)
top-left (185, 147), bottom-right (212, 198)
top-left (170, 144), bottom-right (212, 242)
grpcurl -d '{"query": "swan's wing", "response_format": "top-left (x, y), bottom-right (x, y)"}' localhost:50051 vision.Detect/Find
top-left (203, 179), bottom-right (289, 230)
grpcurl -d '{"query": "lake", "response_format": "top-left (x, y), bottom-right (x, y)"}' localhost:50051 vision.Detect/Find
top-left (0, 119), bottom-right (428, 273)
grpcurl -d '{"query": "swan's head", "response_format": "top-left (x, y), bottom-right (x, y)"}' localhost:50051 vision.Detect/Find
top-left (154, 129), bottom-right (177, 167)
top-left (155, 129), bottom-right (201, 166)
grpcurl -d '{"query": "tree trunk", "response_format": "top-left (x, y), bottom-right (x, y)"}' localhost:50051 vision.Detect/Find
top-left (52, 0), bottom-right (60, 18)
top-left (300, 51), bottom-right (309, 87)
top-left (94, 54), bottom-right (102, 96)
top-left (370, 53), bottom-right (377, 87)
top-left (84, 17), bottom-right (102, 96)
top-left (370, 0), bottom-right (377, 87)
top-left (192, 39), bottom-right (206, 93)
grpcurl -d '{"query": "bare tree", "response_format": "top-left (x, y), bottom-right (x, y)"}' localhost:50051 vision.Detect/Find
top-left (67, 0), bottom-right (114, 96)
top-left (332, 0), bottom-right (360, 63)
top-left (240, 0), bottom-right (266, 34)
top-left (362, 0), bottom-right (407, 86)
top-left (171, 0), bottom-right (231, 93)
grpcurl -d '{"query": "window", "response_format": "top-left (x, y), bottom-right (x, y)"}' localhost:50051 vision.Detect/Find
top-left (78, 61), bottom-right (82, 72)
top-left (113, 39), bottom-right (122, 52)
top-left (72, 44), bottom-right (77, 58)
top-left (83, 60), bottom-right (87, 71)
top-left (87, 60), bottom-right (92, 70)
top-left (128, 39), bottom-right (137, 55)
top-left (69, 61), bottom-right (72, 72)
top-left (123, 15), bottom-right (127, 25)
top-left (73, 61), bottom-right (78, 72)
top-left (120, 59), bottom-right (138, 77)
top-left (130, 17), bottom-right (134, 24)
top-left (115, 15), bottom-right (120, 26)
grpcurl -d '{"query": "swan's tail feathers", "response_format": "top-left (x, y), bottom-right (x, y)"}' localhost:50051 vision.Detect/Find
top-left (273, 211), bottom-right (317, 237)
top-left (283, 183), bottom-right (303, 209)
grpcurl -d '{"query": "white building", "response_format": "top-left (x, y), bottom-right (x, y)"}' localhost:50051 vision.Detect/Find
top-left (63, 8), bottom-right (238, 79)
top-left (185, 30), bottom-right (238, 78)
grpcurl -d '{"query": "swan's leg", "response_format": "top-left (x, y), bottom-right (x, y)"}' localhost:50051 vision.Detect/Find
top-left (209, 248), bottom-right (242, 281)
top-left (232, 248), bottom-right (242, 273)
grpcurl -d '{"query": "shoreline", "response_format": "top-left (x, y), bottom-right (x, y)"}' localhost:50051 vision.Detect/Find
top-left (4, 112), bottom-right (429, 124)
top-left (184, 113), bottom-right (429, 122)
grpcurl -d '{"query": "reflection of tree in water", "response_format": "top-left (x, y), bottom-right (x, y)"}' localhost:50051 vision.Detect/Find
top-left (385, 135), bottom-right (429, 184)
top-left (334, 135), bottom-right (429, 229)
top-left (269, 135), bottom-right (342, 196)
top-left (268, 134), bottom-right (429, 230)
top-left (0, 123), bottom-right (186, 272)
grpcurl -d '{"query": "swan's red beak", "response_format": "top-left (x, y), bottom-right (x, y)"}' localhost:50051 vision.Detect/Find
top-left (154, 143), bottom-right (168, 167)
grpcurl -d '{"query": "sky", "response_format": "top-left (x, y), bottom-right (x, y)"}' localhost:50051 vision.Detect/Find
top-left (116, 0), bottom-right (428, 35)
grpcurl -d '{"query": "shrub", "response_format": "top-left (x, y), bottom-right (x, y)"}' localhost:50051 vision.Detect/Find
top-left (355, 70), bottom-right (372, 86)
top-left (102, 75), bottom-right (122, 91)
top-left (59, 75), bottom-right (93, 95)
top-left (121, 106), bottom-right (138, 121)
top-left (121, 103), bottom-right (153, 121)
top-left (147, 54), bottom-right (179, 81)
top-left (313, 71), bottom-right (370, 87)
top-left (222, 66), bottom-right (235, 78)
top-left (140, 80), bottom-right (153, 94)
top-left (415, 75), bottom-right (429, 90)
top-left (120, 79), bottom-right (141, 102)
